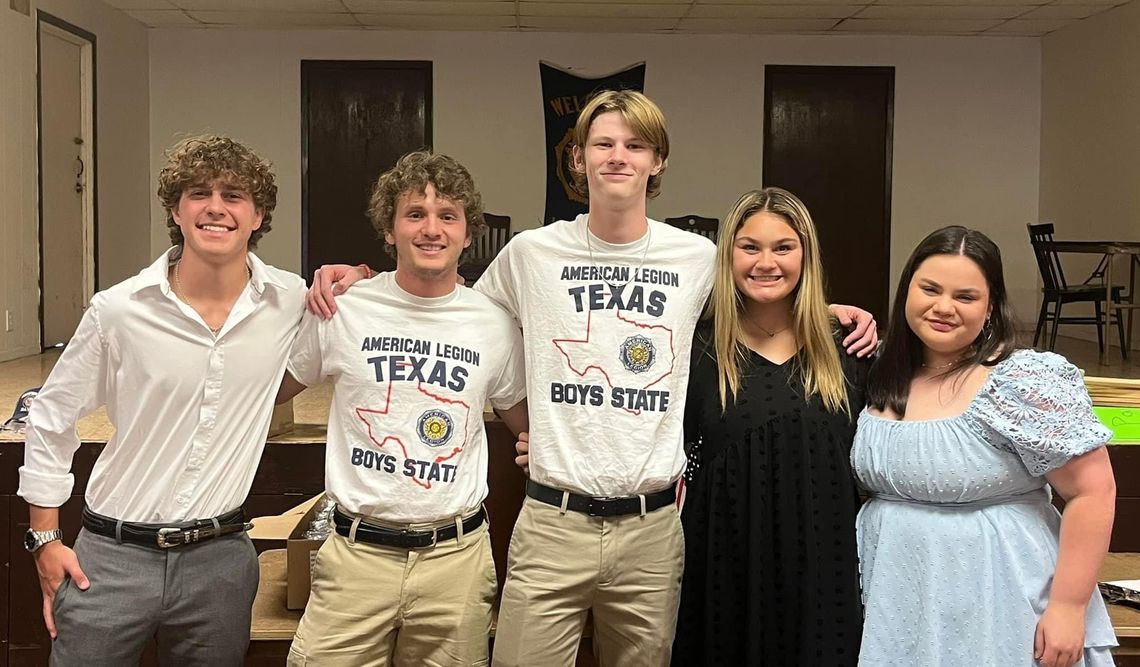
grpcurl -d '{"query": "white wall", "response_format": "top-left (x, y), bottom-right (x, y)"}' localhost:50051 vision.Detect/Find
top-left (1041, 0), bottom-right (1140, 350)
top-left (148, 30), bottom-right (1042, 321)
top-left (0, 0), bottom-right (149, 362)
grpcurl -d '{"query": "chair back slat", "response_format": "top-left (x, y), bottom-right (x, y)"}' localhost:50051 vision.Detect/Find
top-left (664, 215), bottom-right (719, 243)
top-left (471, 213), bottom-right (511, 260)
top-left (1027, 222), bottom-right (1067, 291)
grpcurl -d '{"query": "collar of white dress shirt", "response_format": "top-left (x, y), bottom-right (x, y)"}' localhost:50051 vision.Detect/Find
top-left (132, 247), bottom-right (288, 298)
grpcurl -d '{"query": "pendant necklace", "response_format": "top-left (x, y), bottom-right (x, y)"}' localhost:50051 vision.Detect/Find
top-left (585, 218), bottom-right (651, 290)
top-left (172, 260), bottom-right (249, 335)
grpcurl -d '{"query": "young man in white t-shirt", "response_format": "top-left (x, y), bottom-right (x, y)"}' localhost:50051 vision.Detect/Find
top-left (310, 91), bottom-right (876, 666)
top-left (278, 151), bottom-right (528, 666)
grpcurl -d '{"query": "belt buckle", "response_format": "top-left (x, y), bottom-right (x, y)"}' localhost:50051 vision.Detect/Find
top-left (156, 527), bottom-right (183, 548)
top-left (404, 525), bottom-right (438, 550)
top-left (586, 497), bottom-right (617, 517)
top-left (157, 526), bottom-right (204, 548)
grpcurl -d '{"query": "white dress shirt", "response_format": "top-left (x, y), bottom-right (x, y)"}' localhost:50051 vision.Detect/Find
top-left (18, 249), bottom-right (305, 523)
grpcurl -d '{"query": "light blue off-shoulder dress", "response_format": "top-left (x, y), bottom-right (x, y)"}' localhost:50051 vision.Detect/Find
top-left (852, 349), bottom-right (1118, 666)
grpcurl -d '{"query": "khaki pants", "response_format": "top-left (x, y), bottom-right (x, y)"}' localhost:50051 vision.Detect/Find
top-left (491, 497), bottom-right (685, 667)
top-left (288, 520), bottom-right (496, 667)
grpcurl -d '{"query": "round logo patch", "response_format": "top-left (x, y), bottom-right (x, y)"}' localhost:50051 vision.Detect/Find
top-left (619, 335), bottom-right (656, 374)
top-left (417, 409), bottom-right (454, 447)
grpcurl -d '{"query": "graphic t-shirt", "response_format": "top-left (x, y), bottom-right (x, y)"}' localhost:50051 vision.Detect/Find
top-left (288, 272), bottom-right (527, 523)
top-left (476, 215), bottom-right (715, 496)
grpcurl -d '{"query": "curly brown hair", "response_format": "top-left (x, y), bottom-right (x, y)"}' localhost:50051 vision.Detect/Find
top-left (568, 89), bottom-right (670, 200)
top-left (157, 135), bottom-right (277, 253)
top-left (367, 151), bottom-right (486, 260)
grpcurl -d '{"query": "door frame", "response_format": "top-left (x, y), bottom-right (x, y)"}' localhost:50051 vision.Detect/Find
top-left (36, 11), bottom-right (98, 349)
top-left (299, 60), bottom-right (433, 281)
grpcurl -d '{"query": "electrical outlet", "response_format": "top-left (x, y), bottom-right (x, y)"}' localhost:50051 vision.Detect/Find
top-left (4, 310), bottom-right (12, 333)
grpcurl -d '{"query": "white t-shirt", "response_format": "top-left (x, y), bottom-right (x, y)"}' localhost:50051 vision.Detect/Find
top-left (288, 272), bottom-right (527, 523)
top-left (476, 215), bottom-right (715, 496)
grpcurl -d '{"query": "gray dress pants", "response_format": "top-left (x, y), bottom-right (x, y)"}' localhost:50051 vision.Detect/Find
top-left (49, 527), bottom-right (259, 666)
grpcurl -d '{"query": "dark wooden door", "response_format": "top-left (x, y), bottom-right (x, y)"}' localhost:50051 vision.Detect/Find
top-left (302, 61), bottom-right (432, 280)
top-left (763, 65), bottom-right (894, 318)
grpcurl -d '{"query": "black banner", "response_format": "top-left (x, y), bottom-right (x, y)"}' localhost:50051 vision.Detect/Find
top-left (540, 62), bottom-right (646, 225)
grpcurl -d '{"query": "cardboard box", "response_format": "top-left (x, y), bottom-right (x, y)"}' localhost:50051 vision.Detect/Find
top-left (250, 494), bottom-right (327, 609)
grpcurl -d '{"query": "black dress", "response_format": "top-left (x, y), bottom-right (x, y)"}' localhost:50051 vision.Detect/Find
top-left (672, 328), bottom-right (869, 666)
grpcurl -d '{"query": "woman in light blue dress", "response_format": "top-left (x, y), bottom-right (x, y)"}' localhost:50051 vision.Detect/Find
top-left (853, 226), bottom-right (1118, 667)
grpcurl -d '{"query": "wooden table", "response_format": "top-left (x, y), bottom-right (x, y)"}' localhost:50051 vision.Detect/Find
top-left (1102, 553), bottom-right (1140, 658)
top-left (1045, 240), bottom-right (1140, 364)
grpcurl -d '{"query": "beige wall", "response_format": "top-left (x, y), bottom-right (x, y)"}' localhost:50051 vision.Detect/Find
top-left (0, 0), bottom-right (149, 362)
top-left (148, 30), bottom-right (1042, 321)
top-left (1041, 0), bottom-right (1140, 350)
top-left (0, 6), bottom-right (40, 361)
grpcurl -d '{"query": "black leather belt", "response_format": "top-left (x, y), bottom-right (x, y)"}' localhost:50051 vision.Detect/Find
top-left (82, 507), bottom-right (250, 549)
top-left (526, 479), bottom-right (676, 517)
top-left (334, 507), bottom-right (486, 549)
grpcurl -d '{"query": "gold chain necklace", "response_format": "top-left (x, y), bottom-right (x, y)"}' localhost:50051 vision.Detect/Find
top-left (921, 357), bottom-right (961, 371)
top-left (755, 323), bottom-right (790, 337)
top-left (171, 260), bottom-right (249, 335)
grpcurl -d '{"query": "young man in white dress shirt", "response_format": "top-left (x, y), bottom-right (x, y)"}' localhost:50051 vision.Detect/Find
top-left (278, 151), bottom-right (528, 666)
top-left (19, 135), bottom-right (306, 665)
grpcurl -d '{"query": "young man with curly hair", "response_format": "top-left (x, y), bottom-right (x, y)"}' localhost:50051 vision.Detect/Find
top-left (19, 135), bottom-right (306, 665)
top-left (278, 151), bottom-right (528, 666)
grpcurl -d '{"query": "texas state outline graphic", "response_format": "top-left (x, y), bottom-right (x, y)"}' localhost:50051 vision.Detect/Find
top-left (551, 307), bottom-right (676, 415)
top-left (353, 374), bottom-right (472, 490)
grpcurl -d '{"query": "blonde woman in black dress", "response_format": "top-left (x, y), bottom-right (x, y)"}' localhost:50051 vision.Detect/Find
top-left (673, 188), bottom-right (870, 666)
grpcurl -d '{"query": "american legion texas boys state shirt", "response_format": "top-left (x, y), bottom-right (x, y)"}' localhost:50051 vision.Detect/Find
top-left (287, 272), bottom-right (527, 524)
top-left (476, 215), bottom-right (715, 498)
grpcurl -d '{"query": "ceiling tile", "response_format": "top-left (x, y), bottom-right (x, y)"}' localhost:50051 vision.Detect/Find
top-left (528, 0), bottom-right (690, 4)
top-left (675, 16), bottom-right (840, 30)
top-left (345, 1), bottom-right (514, 15)
top-left (985, 17), bottom-right (1076, 31)
top-left (185, 10), bottom-right (361, 26)
top-left (520, 3), bottom-right (688, 17)
top-left (832, 17), bottom-right (1004, 31)
top-left (855, 4), bottom-right (1030, 19)
top-left (174, 0), bottom-right (345, 9)
top-left (124, 9), bottom-right (199, 24)
top-left (1017, 4), bottom-right (1113, 18)
top-left (688, 4), bottom-right (861, 18)
top-left (343, 0), bottom-right (514, 12)
top-left (101, 0), bottom-right (179, 8)
top-left (357, 14), bottom-right (519, 28)
top-left (872, 0), bottom-right (1045, 5)
top-left (519, 16), bottom-right (678, 30)
top-left (694, 0), bottom-right (868, 4)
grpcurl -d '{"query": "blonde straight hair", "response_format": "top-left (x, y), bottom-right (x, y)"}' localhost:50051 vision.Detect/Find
top-left (709, 187), bottom-right (850, 414)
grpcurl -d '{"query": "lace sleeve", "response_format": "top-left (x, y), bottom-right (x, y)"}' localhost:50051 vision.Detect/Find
top-left (971, 350), bottom-right (1111, 476)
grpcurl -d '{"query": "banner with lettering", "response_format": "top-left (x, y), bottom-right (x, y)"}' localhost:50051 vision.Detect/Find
top-left (540, 61), bottom-right (646, 225)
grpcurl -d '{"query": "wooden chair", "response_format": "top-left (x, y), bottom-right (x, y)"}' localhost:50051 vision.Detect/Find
top-left (664, 215), bottom-right (718, 243)
top-left (1027, 223), bottom-right (1127, 357)
top-left (470, 213), bottom-right (511, 261)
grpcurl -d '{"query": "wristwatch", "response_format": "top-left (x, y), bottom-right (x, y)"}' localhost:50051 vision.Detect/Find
top-left (24, 528), bottom-right (62, 553)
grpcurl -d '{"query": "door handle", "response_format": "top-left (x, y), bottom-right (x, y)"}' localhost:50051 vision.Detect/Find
top-left (75, 155), bottom-right (85, 193)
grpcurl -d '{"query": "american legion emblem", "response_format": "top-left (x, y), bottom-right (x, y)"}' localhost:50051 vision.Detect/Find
top-left (619, 334), bottom-right (656, 374)
top-left (416, 409), bottom-right (454, 447)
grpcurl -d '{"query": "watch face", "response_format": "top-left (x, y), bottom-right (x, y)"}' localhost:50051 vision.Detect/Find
top-left (23, 531), bottom-right (37, 552)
